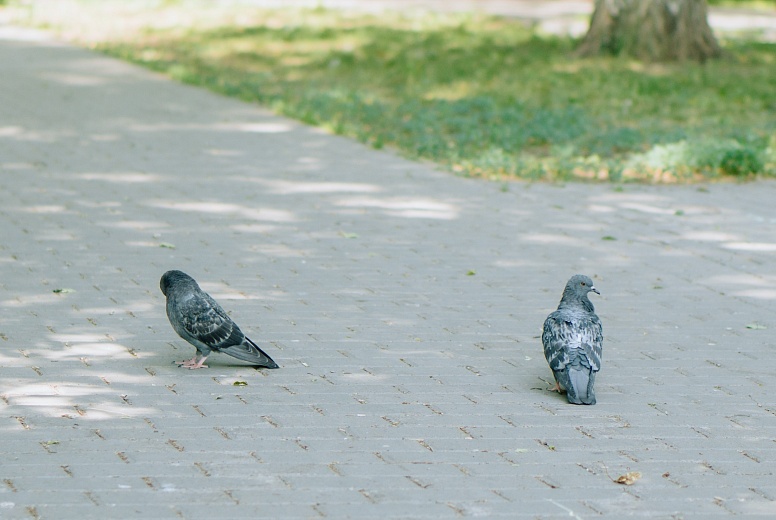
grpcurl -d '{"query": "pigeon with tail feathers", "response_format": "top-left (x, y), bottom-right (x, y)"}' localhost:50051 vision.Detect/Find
top-left (160, 270), bottom-right (278, 370)
top-left (542, 274), bottom-right (602, 405)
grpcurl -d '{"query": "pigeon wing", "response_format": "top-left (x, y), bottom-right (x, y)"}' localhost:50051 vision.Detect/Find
top-left (179, 292), bottom-right (245, 351)
top-left (578, 315), bottom-right (603, 372)
top-left (542, 311), bottom-right (571, 371)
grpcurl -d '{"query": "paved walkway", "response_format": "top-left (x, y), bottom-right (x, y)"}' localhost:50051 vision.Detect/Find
top-left (2, 23), bottom-right (776, 520)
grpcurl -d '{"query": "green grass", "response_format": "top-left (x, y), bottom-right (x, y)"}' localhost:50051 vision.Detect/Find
top-left (10, 0), bottom-right (776, 182)
top-left (707, 0), bottom-right (775, 8)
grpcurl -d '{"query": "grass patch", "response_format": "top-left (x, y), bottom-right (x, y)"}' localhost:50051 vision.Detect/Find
top-left (9, 0), bottom-right (776, 182)
top-left (707, 0), bottom-right (776, 8)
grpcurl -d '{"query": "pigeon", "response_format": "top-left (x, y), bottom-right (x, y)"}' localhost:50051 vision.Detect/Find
top-left (542, 274), bottom-right (603, 405)
top-left (160, 270), bottom-right (278, 370)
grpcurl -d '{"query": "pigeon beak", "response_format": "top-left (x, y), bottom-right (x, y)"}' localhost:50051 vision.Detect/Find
top-left (591, 286), bottom-right (600, 295)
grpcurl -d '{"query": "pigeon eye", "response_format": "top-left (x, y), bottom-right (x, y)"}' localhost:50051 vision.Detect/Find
top-left (581, 282), bottom-right (586, 286)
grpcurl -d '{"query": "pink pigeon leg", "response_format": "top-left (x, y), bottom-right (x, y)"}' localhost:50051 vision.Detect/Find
top-left (177, 355), bottom-right (201, 367)
top-left (548, 381), bottom-right (564, 393)
top-left (187, 355), bottom-right (209, 370)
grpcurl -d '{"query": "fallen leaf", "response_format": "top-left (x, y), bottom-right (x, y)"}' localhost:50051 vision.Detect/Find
top-left (339, 231), bottom-right (358, 239)
top-left (52, 288), bottom-right (75, 294)
top-left (601, 236), bottom-right (617, 241)
top-left (537, 440), bottom-right (556, 451)
top-left (159, 242), bottom-right (176, 249)
top-left (614, 471), bottom-right (642, 485)
top-left (466, 270), bottom-right (476, 276)
top-left (232, 381), bottom-right (248, 386)
top-left (746, 323), bottom-right (767, 330)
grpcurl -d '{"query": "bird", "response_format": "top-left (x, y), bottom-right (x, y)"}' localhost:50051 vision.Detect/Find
top-left (541, 274), bottom-right (603, 405)
top-left (160, 270), bottom-right (278, 370)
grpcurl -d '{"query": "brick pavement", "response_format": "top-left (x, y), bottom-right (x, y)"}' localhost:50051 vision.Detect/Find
top-left (1, 25), bottom-right (776, 519)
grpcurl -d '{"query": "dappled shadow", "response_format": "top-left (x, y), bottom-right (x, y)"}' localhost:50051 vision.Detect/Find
top-left (0, 31), bottom-right (485, 432)
top-left (702, 273), bottom-right (776, 300)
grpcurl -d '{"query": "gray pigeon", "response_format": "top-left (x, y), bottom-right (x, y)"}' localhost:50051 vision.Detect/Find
top-left (160, 270), bottom-right (278, 370)
top-left (542, 274), bottom-right (603, 405)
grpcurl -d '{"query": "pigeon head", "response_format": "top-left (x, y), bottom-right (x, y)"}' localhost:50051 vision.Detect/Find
top-left (160, 270), bottom-right (197, 296)
top-left (559, 274), bottom-right (600, 310)
top-left (565, 274), bottom-right (599, 297)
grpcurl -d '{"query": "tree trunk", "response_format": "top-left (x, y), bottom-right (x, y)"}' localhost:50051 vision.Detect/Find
top-left (576, 0), bottom-right (722, 62)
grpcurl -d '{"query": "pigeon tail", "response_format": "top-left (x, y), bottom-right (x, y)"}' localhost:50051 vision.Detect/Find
top-left (568, 368), bottom-right (596, 405)
top-left (220, 336), bottom-right (279, 368)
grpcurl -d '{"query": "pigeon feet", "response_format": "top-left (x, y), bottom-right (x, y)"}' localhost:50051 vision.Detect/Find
top-left (177, 356), bottom-right (208, 369)
top-left (177, 356), bottom-right (198, 367)
top-left (189, 356), bottom-right (210, 369)
top-left (548, 382), bottom-right (565, 394)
